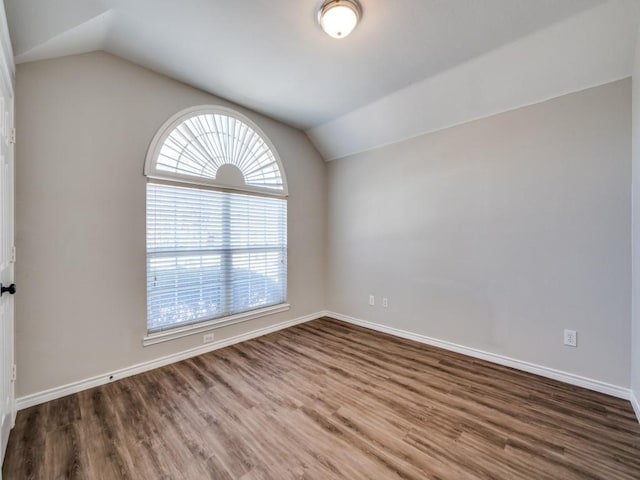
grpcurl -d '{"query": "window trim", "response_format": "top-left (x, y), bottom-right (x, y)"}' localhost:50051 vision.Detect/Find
top-left (144, 105), bottom-right (288, 198)
top-left (143, 105), bottom-right (289, 344)
top-left (142, 303), bottom-right (290, 346)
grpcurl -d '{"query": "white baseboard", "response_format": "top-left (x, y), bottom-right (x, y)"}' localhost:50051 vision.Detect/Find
top-left (16, 310), bottom-right (639, 423)
top-left (326, 311), bottom-right (632, 401)
top-left (631, 390), bottom-right (640, 423)
top-left (16, 311), bottom-right (327, 411)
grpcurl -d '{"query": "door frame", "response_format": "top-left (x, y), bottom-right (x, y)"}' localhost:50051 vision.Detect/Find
top-left (0, 0), bottom-right (14, 468)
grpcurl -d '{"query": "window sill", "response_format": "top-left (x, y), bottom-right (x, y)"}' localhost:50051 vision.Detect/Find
top-left (142, 303), bottom-right (291, 347)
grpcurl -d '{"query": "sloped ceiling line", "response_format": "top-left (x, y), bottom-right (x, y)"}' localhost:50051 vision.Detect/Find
top-left (307, 0), bottom-right (640, 160)
top-left (5, 0), bottom-right (640, 161)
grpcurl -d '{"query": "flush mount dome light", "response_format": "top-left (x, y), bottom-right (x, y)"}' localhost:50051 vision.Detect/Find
top-left (318, 0), bottom-right (362, 39)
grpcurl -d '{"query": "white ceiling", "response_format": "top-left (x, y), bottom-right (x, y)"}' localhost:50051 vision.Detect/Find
top-left (5, 0), bottom-right (640, 160)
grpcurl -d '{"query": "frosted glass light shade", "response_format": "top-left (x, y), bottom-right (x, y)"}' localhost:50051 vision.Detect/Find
top-left (318, 0), bottom-right (362, 39)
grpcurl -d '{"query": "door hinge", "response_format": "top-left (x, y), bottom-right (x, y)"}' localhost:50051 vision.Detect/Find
top-left (9, 127), bottom-right (15, 145)
top-left (11, 364), bottom-right (16, 382)
top-left (10, 246), bottom-right (15, 263)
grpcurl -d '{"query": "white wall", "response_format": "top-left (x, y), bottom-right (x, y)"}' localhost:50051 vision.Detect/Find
top-left (14, 52), bottom-right (326, 398)
top-left (632, 28), bottom-right (640, 412)
top-left (327, 79), bottom-right (631, 388)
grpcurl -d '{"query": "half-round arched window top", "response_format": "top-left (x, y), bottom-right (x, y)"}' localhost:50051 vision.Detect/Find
top-left (145, 106), bottom-right (287, 196)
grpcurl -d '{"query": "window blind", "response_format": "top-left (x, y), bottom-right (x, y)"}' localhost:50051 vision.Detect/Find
top-left (146, 182), bottom-right (287, 333)
top-left (155, 113), bottom-right (284, 191)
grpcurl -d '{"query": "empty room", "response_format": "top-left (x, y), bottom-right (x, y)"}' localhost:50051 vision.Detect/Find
top-left (1, 0), bottom-right (640, 478)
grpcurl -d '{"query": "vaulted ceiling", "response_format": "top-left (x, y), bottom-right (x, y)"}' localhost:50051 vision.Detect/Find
top-left (5, 0), bottom-right (640, 160)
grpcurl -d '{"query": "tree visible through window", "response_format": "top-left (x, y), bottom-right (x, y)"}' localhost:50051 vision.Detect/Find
top-left (144, 107), bottom-right (287, 333)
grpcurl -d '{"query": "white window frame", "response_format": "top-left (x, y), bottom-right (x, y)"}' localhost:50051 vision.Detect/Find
top-left (144, 105), bottom-right (288, 197)
top-left (142, 106), bottom-right (289, 346)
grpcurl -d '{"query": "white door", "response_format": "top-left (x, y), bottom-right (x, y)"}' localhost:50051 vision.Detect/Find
top-left (0, 61), bottom-right (14, 463)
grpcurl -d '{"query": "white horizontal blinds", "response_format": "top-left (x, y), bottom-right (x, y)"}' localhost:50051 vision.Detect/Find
top-left (156, 113), bottom-right (284, 191)
top-left (147, 183), bottom-right (287, 332)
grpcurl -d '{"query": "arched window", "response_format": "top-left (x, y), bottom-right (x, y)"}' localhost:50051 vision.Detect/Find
top-left (143, 106), bottom-right (288, 342)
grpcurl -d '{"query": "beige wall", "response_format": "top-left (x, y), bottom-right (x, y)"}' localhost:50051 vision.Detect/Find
top-left (14, 52), bottom-right (327, 398)
top-left (327, 79), bottom-right (631, 387)
top-left (14, 52), bottom-right (633, 400)
top-left (632, 30), bottom-right (640, 404)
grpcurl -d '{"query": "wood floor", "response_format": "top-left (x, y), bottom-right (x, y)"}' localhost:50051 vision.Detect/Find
top-left (3, 318), bottom-right (640, 479)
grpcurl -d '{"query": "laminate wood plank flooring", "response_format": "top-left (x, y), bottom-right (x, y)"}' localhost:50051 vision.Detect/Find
top-left (3, 317), bottom-right (640, 479)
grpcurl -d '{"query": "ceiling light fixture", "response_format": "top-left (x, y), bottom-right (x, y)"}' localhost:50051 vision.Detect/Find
top-left (318, 0), bottom-right (362, 39)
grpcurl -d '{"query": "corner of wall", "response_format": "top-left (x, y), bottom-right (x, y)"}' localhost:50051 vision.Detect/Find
top-left (631, 22), bottom-right (640, 423)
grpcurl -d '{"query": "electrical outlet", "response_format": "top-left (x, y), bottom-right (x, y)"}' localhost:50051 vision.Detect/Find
top-left (563, 329), bottom-right (577, 347)
top-left (369, 295), bottom-right (375, 306)
top-left (203, 333), bottom-right (215, 343)
top-left (382, 297), bottom-right (388, 308)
